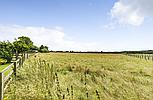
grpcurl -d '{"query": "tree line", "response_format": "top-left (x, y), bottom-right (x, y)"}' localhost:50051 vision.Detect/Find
top-left (0, 36), bottom-right (49, 64)
top-left (123, 50), bottom-right (153, 54)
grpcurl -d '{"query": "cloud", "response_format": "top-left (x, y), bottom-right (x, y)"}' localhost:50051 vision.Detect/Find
top-left (103, 22), bottom-right (116, 30)
top-left (0, 25), bottom-right (97, 51)
top-left (110, 0), bottom-right (153, 26)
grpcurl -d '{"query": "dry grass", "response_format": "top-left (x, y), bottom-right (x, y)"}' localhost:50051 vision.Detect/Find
top-left (4, 53), bottom-right (153, 100)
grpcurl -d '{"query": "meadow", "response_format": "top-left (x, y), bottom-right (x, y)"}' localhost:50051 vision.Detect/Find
top-left (0, 64), bottom-right (11, 72)
top-left (4, 53), bottom-right (153, 100)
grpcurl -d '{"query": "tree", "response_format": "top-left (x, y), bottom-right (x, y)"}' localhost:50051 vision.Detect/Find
top-left (29, 45), bottom-right (39, 53)
top-left (13, 36), bottom-right (33, 59)
top-left (30, 45), bottom-right (39, 50)
top-left (0, 41), bottom-right (14, 62)
top-left (39, 45), bottom-right (49, 53)
top-left (13, 36), bottom-right (33, 53)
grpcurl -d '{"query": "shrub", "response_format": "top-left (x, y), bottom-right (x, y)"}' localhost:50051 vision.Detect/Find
top-left (38, 45), bottom-right (49, 53)
top-left (39, 48), bottom-right (49, 53)
top-left (0, 58), bottom-right (7, 65)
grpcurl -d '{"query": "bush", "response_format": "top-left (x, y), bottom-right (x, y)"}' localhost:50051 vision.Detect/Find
top-left (0, 41), bottom-right (14, 62)
top-left (0, 58), bottom-right (7, 65)
top-left (39, 48), bottom-right (49, 53)
top-left (38, 45), bottom-right (49, 53)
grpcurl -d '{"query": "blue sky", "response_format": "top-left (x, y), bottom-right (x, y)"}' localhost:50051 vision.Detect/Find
top-left (0, 0), bottom-right (153, 51)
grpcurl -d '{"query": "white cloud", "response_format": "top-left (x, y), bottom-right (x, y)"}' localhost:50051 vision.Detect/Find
top-left (111, 0), bottom-right (153, 26)
top-left (103, 22), bottom-right (116, 30)
top-left (0, 25), bottom-right (97, 51)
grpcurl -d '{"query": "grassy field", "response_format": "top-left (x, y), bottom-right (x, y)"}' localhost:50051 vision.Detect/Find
top-left (0, 63), bottom-right (14, 79)
top-left (0, 64), bottom-right (10, 71)
top-left (5, 53), bottom-right (153, 100)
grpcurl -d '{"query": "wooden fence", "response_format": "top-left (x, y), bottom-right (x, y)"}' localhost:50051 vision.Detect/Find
top-left (0, 53), bottom-right (29, 100)
top-left (126, 54), bottom-right (153, 61)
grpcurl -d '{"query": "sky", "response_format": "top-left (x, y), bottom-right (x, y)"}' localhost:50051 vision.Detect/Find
top-left (0, 0), bottom-right (153, 51)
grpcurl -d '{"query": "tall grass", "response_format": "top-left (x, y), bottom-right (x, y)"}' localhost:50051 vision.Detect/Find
top-left (4, 53), bottom-right (153, 100)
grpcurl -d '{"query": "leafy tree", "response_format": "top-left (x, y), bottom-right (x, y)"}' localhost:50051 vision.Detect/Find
top-left (13, 36), bottom-right (33, 59)
top-left (30, 45), bottom-right (39, 51)
top-left (0, 41), bottom-right (14, 62)
top-left (13, 36), bottom-right (33, 53)
top-left (39, 45), bottom-right (45, 50)
top-left (39, 45), bottom-right (49, 53)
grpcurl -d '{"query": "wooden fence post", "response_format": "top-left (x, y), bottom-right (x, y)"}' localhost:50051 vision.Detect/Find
top-left (24, 53), bottom-right (26, 60)
top-left (24, 53), bottom-right (25, 61)
top-left (27, 53), bottom-right (28, 59)
top-left (22, 53), bottom-right (24, 62)
top-left (0, 73), bottom-right (4, 100)
top-left (20, 57), bottom-right (22, 66)
top-left (22, 54), bottom-right (24, 65)
top-left (19, 58), bottom-right (22, 67)
top-left (13, 61), bottom-right (17, 76)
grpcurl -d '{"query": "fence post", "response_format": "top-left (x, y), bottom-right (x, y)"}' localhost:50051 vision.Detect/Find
top-left (24, 53), bottom-right (26, 60)
top-left (27, 53), bottom-right (28, 59)
top-left (20, 57), bottom-right (22, 67)
top-left (19, 58), bottom-right (22, 67)
top-left (0, 73), bottom-right (4, 100)
top-left (22, 53), bottom-right (24, 62)
top-left (22, 54), bottom-right (24, 65)
top-left (13, 61), bottom-right (17, 76)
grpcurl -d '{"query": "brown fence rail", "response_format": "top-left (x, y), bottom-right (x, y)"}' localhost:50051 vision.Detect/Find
top-left (0, 53), bottom-right (30, 100)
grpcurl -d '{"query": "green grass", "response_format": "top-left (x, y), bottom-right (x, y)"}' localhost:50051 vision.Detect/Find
top-left (0, 63), bottom-right (11, 71)
top-left (4, 53), bottom-right (153, 100)
top-left (0, 63), bottom-right (13, 77)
